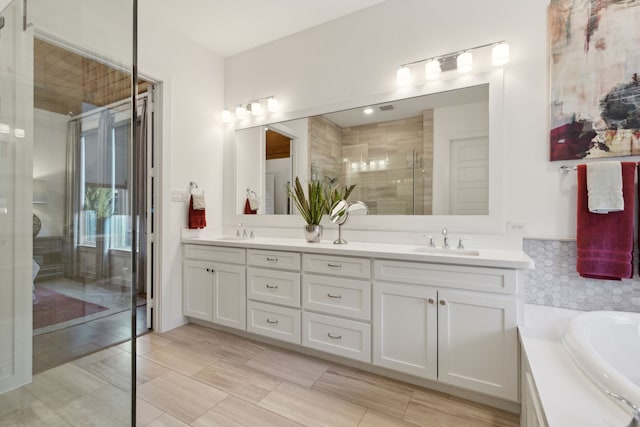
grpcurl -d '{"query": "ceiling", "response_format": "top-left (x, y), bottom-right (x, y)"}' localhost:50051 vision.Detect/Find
top-left (34, 38), bottom-right (148, 116)
top-left (146, 0), bottom-right (386, 57)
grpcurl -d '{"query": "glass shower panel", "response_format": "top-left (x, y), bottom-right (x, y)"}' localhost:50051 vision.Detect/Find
top-left (0, 0), bottom-right (34, 394)
top-left (1, 0), bottom-right (137, 425)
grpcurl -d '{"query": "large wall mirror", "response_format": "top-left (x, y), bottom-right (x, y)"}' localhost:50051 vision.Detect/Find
top-left (231, 70), bottom-right (505, 232)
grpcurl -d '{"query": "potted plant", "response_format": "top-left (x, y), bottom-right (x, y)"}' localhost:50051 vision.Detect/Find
top-left (288, 177), bottom-right (327, 242)
top-left (324, 180), bottom-right (356, 211)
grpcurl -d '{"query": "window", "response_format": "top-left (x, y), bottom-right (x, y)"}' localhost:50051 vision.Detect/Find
top-left (78, 116), bottom-right (133, 250)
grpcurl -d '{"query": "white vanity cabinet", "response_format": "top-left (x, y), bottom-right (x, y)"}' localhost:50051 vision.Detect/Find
top-left (246, 249), bottom-right (302, 344)
top-left (183, 245), bottom-right (247, 330)
top-left (373, 259), bottom-right (518, 401)
top-left (301, 254), bottom-right (372, 363)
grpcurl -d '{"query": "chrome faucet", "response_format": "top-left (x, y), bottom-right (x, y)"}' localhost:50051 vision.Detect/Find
top-left (236, 223), bottom-right (245, 238)
top-left (442, 227), bottom-right (449, 249)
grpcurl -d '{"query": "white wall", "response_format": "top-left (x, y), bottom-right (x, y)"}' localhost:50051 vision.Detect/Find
top-left (139, 1), bottom-right (225, 332)
top-left (223, 0), bottom-right (598, 240)
top-left (33, 109), bottom-right (67, 237)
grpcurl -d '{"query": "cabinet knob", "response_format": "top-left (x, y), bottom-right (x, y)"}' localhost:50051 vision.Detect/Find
top-left (205, 268), bottom-right (210, 272)
top-left (439, 300), bottom-right (446, 306)
top-left (428, 298), bottom-right (434, 304)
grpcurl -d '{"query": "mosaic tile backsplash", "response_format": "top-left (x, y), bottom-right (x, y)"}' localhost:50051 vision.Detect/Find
top-left (523, 239), bottom-right (640, 312)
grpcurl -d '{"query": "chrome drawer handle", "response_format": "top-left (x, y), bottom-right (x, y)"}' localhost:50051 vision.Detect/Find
top-left (327, 293), bottom-right (342, 299)
top-left (327, 333), bottom-right (342, 339)
top-left (266, 284), bottom-right (278, 289)
top-left (266, 318), bottom-right (279, 324)
top-left (327, 263), bottom-right (342, 268)
top-left (266, 257), bottom-right (278, 262)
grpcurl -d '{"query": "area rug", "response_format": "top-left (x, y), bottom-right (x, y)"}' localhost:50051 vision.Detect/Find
top-left (33, 287), bottom-right (109, 329)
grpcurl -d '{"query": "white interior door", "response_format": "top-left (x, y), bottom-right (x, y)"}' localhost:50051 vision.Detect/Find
top-left (449, 135), bottom-right (488, 215)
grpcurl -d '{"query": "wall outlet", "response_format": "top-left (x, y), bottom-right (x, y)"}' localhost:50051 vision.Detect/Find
top-left (171, 189), bottom-right (187, 203)
top-left (507, 222), bottom-right (527, 234)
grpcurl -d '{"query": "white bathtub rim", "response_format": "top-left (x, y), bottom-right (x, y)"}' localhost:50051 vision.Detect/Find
top-left (563, 310), bottom-right (640, 412)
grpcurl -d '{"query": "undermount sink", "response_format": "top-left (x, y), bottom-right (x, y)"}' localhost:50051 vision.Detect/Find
top-left (413, 247), bottom-right (480, 256)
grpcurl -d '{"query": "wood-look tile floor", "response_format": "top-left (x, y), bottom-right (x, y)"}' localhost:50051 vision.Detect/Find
top-left (1, 323), bottom-right (520, 426)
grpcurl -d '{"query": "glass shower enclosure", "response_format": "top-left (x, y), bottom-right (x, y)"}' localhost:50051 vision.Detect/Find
top-left (0, 0), bottom-right (138, 424)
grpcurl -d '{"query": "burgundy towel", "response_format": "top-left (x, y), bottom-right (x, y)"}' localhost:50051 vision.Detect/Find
top-left (244, 198), bottom-right (257, 215)
top-left (576, 162), bottom-right (635, 280)
top-left (188, 196), bottom-right (206, 229)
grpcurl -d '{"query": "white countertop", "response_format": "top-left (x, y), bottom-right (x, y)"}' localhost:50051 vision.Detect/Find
top-left (520, 304), bottom-right (632, 426)
top-left (181, 235), bottom-right (534, 269)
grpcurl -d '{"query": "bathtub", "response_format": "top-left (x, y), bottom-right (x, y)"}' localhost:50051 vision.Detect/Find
top-left (563, 310), bottom-right (640, 412)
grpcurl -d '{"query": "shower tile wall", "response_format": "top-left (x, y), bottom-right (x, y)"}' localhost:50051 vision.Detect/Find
top-left (523, 239), bottom-right (640, 312)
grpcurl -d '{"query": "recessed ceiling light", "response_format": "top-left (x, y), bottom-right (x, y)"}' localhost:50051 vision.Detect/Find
top-left (363, 107), bottom-right (374, 115)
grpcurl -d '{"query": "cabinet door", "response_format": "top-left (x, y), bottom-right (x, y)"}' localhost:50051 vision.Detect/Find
top-left (212, 263), bottom-right (246, 330)
top-left (372, 282), bottom-right (437, 380)
top-left (437, 289), bottom-right (517, 401)
top-left (183, 259), bottom-right (213, 321)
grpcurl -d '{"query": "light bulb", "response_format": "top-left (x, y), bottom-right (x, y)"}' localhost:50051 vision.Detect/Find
top-left (363, 107), bottom-right (374, 115)
top-left (396, 66), bottom-right (411, 86)
top-left (456, 52), bottom-right (472, 74)
top-left (267, 97), bottom-right (279, 112)
top-left (0, 123), bottom-right (9, 134)
top-left (14, 128), bottom-right (25, 138)
top-left (425, 59), bottom-right (441, 80)
top-left (492, 42), bottom-right (510, 66)
top-left (221, 109), bottom-right (232, 123)
top-left (250, 102), bottom-right (263, 116)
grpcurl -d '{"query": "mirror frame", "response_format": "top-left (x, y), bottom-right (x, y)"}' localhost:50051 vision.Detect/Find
top-left (225, 68), bottom-right (506, 234)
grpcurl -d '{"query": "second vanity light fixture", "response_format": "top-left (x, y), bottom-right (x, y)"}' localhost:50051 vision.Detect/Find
top-left (221, 96), bottom-right (280, 123)
top-left (397, 41), bottom-right (509, 86)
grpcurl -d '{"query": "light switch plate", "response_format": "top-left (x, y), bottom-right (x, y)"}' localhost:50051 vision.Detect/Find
top-left (171, 189), bottom-right (187, 202)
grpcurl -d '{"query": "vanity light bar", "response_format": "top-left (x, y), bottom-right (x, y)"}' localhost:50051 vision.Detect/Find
top-left (397, 41), bottom-right (509, 86)
top-left (221, 95), bottom-right (279, 123)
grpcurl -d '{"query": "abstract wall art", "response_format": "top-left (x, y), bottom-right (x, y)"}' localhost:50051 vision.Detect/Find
top-left (549, 0), bottom-right (640, 161)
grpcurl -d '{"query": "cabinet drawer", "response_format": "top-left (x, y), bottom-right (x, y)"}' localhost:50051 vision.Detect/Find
top-left (302, 274), bottom-right (371, 321)
top-left (247, 301), bottom-right (301, 344)
top-left (302, 312), bottom-right (371, 363)
top-left (184, 245), bottom-right (246, 264)
top-left (248, 249), bottom-right (301, 271)
top-left (247, 268), bottom-right (301, 308)
top-left (374, 260), bottom-right (515, 294)
top-left (302, 254), bottom-right (371, 279)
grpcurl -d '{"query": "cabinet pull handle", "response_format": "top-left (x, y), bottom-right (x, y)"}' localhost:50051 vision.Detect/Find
top-left (266, 257), bottom-right (278, 262)
top-left (327, 293), bottom-right (342, 299)
top-left (266, 284), bottom-right (278, 289)
top-left (327, 333), bottom-right (342, 339)
top-left (327, 263), bottom-right (342, 268)
top-left (439, 300), bottom-right (446, 306)
top-left (428, 298), bottom-right (434, 304)
top-left (266, 318), bottom-right (279, 324)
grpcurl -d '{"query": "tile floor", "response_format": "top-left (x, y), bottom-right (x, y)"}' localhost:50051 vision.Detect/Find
top-left (3, 323), bottom-right (520, 426)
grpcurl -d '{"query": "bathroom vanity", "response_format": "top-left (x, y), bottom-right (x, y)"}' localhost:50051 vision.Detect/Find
top-left (181, 236), bottom-right (532, 408)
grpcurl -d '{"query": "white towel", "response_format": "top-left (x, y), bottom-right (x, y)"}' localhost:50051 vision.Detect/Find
top-left (192, 192), bottom-right (206, 210)
top-left (586, 161), bottom-right (623, 214)
top-left (248, 191), bottom-right (259, 211)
